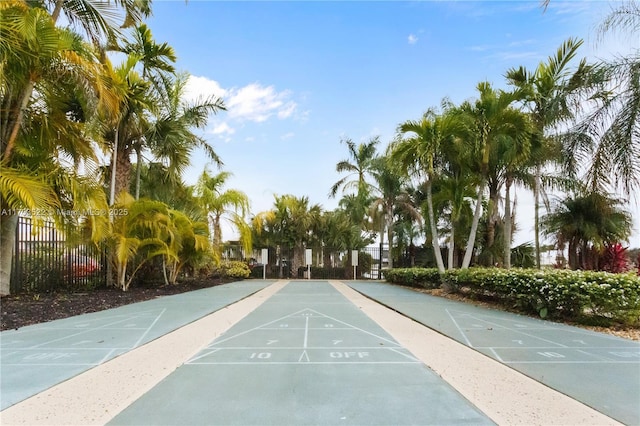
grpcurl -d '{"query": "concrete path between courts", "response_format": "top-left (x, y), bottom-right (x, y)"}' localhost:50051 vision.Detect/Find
top-left (0, 280), bottom-right (632, 425)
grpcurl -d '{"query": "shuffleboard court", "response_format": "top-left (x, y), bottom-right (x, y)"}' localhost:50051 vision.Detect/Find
top-left (0, 280), bottom-right (272, 410)
top-left (108, 280), bottom-right (494, 425)
top-left (348, 281), bottom-right (640, 426)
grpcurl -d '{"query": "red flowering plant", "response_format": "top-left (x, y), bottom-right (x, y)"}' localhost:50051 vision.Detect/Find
top-left (599, 243), bottom-right (630, 273)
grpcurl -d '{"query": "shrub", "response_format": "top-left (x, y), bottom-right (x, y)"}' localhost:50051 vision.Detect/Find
top-left (385, 267), bottom-right (640, 326)
top-left (384, 268), bottom-right (441, 289)
top-left (599, 243), bottom-right (630, 273)
top-left (211, 260), bottom-right (250, 279)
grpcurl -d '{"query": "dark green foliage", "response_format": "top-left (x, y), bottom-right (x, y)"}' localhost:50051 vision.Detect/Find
top-left (383, 268), bottom-right (441, 289)
top-left (386, 267), bottom-right (640, 326)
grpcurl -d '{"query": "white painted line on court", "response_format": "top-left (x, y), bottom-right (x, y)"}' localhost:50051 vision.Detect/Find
top-left (206, 308), bottom-right (310, 346)
top-left (304, 308), bottom-right (399, 346)
top-left (331, 280), bottom-right (622, 426)
top-left (298, 350), bottom-right (310, 362)
top-left (303, 316), bottom-right (309, 348)
top-left (97, 348), bottom-right (118, 365)
top-left (0, 280), bottom-right (290, 425)
top-left (576, 349), bottom-right (616, 362)
top-left (445, 309), bottom-right (473, 347)
top-left (131, 308), bottom-right (166, 348)
top-left (387, 347), bottom-right (419, 362)
top-left (489, 347), bottom-right (504, 362)
top-left (457, 312), bottom-right (570, 348)
top-left (186, 348), bottom-right (221, 364)
top-left (27, 315), bottom-right (148, 349)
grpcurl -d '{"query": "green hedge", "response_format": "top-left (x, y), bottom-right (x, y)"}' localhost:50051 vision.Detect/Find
top-left (386, 267), bottom-right (640, 326)
top-left (383, 268), bottom-right (441, 289)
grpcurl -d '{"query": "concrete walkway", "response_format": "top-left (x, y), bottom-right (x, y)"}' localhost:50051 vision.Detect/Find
top-left (1, 280), bottom-right (633, 425)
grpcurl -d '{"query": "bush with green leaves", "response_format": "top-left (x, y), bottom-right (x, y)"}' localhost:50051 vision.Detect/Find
top-left (211, 260), bottom-right (251, 279)
top-left (383, 268), bottom-right (441, 289)
top-left (386, 267), bottom-right (640, 326)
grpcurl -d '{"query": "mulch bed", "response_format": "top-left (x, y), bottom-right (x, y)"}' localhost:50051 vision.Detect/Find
top-left (0, 278), bottom-right (230, 331)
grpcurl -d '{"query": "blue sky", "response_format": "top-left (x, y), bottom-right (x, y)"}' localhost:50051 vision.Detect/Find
top-left (144, 1), bottom-right (639, 247)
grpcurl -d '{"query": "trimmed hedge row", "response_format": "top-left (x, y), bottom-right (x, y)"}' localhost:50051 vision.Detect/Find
top-left (385, 267), bottom-right (640, 326)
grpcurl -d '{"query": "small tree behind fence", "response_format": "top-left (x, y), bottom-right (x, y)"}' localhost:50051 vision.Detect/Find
top-left (11, 216), bottom-right (106, 293)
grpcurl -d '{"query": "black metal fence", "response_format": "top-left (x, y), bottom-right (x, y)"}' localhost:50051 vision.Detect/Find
top-left (11, 216), bottom-right (106, 293)
top-left (232, 245), bottom-right (388, 280)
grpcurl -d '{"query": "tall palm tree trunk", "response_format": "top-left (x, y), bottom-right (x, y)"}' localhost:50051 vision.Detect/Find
top-left (114, 148), bottom-right (132, 200)
top-left (134, 147), bottom-right (142, 200)
top-left (534, 166), bottom-right (542, 268)
top-left (462, 184), bottom-right (485, 269)
top-left (385, 205), bottom-right (394, 269)
top-left (3, 81), bottom-right (34, 162)
top-left (448, 223), bottom-right (455, 270)
top-left (425, 181), bottom-right (445, 273)
top-left (0, 214), bottom-right (18, 296)
top-left (212, 214), bottom-right (223, 263)
top-left (486, 184), bottom-right (500, 266)
top-left (503, 177), bottom-right (514, 269)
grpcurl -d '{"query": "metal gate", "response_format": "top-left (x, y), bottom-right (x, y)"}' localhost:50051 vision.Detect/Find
top-left (11, 216), bottom-right (106, 293)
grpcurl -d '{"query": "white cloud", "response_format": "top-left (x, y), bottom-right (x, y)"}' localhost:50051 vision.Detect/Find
top-left (226, 83), bottom-right (298, 123)
top-left (186, 76), bottom-right (300, 124)
top-left (211, 122), bottom-right (235, 135)
top-left (277, 101), bottom-right (297, 119)
top-left (185, 75), bottom-right (227, 102)
top-left (408, 34), bottom-right (418, 45)
top-left (184, 77), bottom-right (303, 144)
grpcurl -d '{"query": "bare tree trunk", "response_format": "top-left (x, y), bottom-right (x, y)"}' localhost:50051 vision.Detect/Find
top-left (448, 223), bottom-right (455, 270)
top-left (534, 165), bottom-right (541, 269)
top-left (109, 128), bottom-right (119, 205)
top-left (0, 214), bottom-right (18, 296)
top-left (4, 81), bottom-right (34, 162)
top-left (503, 177), bottom-right (513, 269)
top-left (386, 204), bottom-right (394, 269)
top-left (114, 147), bottom-right (132, 200)
top-left (134, 147), bottom-right (142, 200)
top-left (425, 181), bottom-right (445, 273)
top-left (462, 184), bottom-right (485, 269)
top-left (486, 182), bottom-right (499, 266)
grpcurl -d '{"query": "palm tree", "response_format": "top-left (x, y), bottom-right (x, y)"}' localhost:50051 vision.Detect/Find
top-left (391, 104), bottom-right (459, 272)
top-left (0, 2), bottom-right (113, 295)
top-left (108, 193), bottom-right (175, 291)
top-left (541, 191), bottom-right (632, 270)
top-left (164, 209), bottom-right (209, 285)
top-left (118, 23), bottom-right (177, 199)
top-left (2, 0), bottom-right (150, 163)
top-left (431, 171), bottom-right (477, 269)
top-left (565, 2), bottom-right (640, 200)
top-left (455, 82), bottom-right (529, 268)
top-left (505, 37), bottom-right (592, 268)
top-left (369, 154), bottom-right (421, 269)
top-left (146, 72), bottom-right (225, 186)
top-left (495, 116), bottom-right (534, 268)
top-left (195, 169), bottom-right (251, 265)
top-left (102, 54), bottom-right (153, 204)
top-left (330, 137), bottom-right (379, 227)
